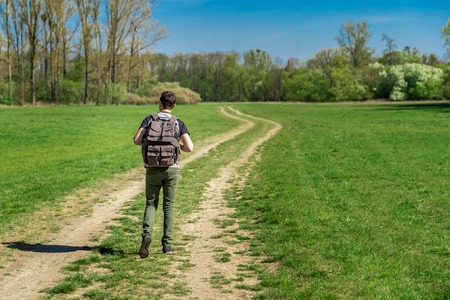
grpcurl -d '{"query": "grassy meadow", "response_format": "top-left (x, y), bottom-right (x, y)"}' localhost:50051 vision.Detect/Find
top-left (1, 102), bottom-right (449, 299)
top-left (230, 102), bottom-right (449, 299)
top-left (0, 104), bottom-right (240, 234)
top-left (39, 104), bottom-right (275, 299)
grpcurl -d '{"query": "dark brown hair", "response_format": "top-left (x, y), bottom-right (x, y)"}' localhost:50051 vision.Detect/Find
top-left (160, 91), bottom-right (177, 109)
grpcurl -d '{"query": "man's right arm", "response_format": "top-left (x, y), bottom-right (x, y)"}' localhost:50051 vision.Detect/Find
top-left (133, 127), bottom-right (146, 146)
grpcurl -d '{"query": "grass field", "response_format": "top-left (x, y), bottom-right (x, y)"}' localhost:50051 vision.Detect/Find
top-left (0, 104), bottom-right (240, 234)
top-left (230, 102), bottom-right (449, 299)
top-left (1, 102), bottom-right (449, 299)
top-left (39, 105), bottom-right (274, 299)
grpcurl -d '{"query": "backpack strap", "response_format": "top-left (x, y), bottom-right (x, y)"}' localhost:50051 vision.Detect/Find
top-left (151, 113), bottom-right (160, 121)
top-left (169, 115), bottom-right (178, 123)
top-left (169, 115), bottom-right (179, 137)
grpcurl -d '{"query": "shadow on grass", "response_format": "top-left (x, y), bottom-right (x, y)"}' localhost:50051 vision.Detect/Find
top-left (93, 245), bottom-right (125, 257)
top-left (375, 102), bottom-right (450, 112)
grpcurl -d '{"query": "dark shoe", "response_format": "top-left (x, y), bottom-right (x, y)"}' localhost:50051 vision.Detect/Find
top-left (139, 234), bottom-right (152, 258)
top-left (162, 245), bottom-right (174, 254)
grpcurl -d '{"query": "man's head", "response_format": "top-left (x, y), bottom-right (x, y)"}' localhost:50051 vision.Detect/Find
top-left (160, 91), bottom-right (177, 110)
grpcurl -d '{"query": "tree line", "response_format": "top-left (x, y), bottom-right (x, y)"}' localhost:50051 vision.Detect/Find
top-left (0, 0), bottom-right (167, 105)
top-left (150, 19), bottom-right (450, 102)
top-left (0, 4), bottom-right (449, 105)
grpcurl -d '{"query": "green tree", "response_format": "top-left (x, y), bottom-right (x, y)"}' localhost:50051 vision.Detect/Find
top-left (328, 54), bottom-right (368, 101)
top-left (205, 52), bottom-right (226, 101)
top-left (244, 49), bottom-right (272, 71)
top-left (442, 18), bottom-right (450, 59)
top-left (222, 53), bottom-right (240, 101)
top-left (378, 49), bottom-right (422, 66)
top-left (76, 0), bottom-right (96, 104)
top-left (40, 0), bottom-right (75, 103)
top-left (422, 53), bottom-right (441, 67)
top-left (440, 66), bottom-right (450, 99)
top-left (188, 53), bottom-right (208, 94)
top-left (335, 20), bottom-right (374, 68)
top-left (19, 0), bottom-right (44, 105)
top-left (283, 67), bottom-right (329, 101)
top-left (10, 0), bottom-right (27, 104)
top-left (150, 53), bottom-right (170, 81)
top-left (0, 0), bottom-right (13, 101)
top-left (306, 48), bottom-right (339, 71)
top-left (266, 65), bottom-right (284, 101)
top-left (125, 0), bottom-right (167, 93)
top-left (285, 57), bottom-right (300, 73)
top-left (236, 63), bottom-right (251, 101)
top-left (403, 46), bottom-right (422, 57)
top-left (169, 52), bottom-right (190, 87)
top-left (306, 48), bottom-right (343, 83)
top-left (243, 49), bottom-right (273, 101)
top-left (381, 34), bottom-right (397, 65)
top-left (360, 62), bottom-right (384, 99)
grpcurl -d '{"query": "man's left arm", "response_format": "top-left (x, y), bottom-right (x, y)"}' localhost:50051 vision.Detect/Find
top-left (180, 133), bottom-right (193, 152)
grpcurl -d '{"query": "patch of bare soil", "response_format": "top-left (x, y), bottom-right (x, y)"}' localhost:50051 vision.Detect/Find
top-left (166, 107), bottom-right (282, 299)
top-left (0, 107), bottom-right (253, 300)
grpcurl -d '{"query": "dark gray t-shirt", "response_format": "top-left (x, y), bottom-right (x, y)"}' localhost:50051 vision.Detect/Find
top-left (139, 112), bottom-right (190, 168)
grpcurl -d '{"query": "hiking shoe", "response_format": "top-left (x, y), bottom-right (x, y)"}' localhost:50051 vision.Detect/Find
top-left (162, 246), bottom-right (174, 254)
top-left (139, 234), bottom-right (152, 258)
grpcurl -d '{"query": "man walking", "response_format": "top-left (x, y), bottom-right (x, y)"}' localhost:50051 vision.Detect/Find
top-left (133, 91), bottom-right (193, 257)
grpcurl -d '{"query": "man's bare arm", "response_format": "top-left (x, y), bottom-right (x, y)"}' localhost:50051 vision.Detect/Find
top-left (133, 128), bottom-right (146, 146)
top-left (180, 133), bottom-right (193, 152)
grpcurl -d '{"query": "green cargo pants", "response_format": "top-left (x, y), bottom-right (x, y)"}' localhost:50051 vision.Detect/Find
top-left (143, 167), bottom-right (180, 247)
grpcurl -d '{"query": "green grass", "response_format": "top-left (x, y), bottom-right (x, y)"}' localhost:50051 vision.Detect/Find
top-left (214, 252), bottom-right (232, 262)
top-left (0, 104), bottom-right (240, 234)
top-left (212, 218), bottom-right (236, 228)
top-left (177, 262), bottom-right (196, 270)
top-left (4, 102), bottom-right (449, 299)
top-left (228, 102), bottom-right (450, 299)
top-left (38, 104), bottom-right (273, 298)
top-left (41, 273), bottom-right (93, 294)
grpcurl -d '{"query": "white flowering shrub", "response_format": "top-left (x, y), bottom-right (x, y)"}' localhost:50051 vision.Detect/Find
top-left (402, 64), bottom-right (443, 86)
top-left (367, 62), bottom-right (384, 71)
top-left (377, 63), bottom-right (444, 100)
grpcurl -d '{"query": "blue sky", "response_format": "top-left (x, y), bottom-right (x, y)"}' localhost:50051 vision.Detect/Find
top-left (152, 0), bottom-right (450, 63)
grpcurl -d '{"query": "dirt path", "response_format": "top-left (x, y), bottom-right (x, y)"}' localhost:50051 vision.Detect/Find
top-left (167, 107), bottom-right (282, 299)
top-left (0, 107), bottom-right (255, 300)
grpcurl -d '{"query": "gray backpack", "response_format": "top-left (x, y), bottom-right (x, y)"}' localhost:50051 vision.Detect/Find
top-left (142, 113), bottom-right (180, 167)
